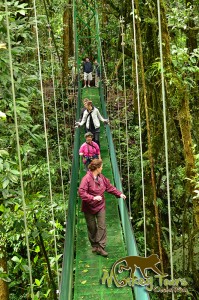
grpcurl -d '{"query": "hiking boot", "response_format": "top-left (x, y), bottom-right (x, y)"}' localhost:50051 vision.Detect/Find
top-left (83, 85), bottom-right (87, 88)
top-left (88, 85), bottom-right (91, 87)
top-left (92, 246), bottom-right (98, 253)
top-left (97, 247), bottom-right (108, 257)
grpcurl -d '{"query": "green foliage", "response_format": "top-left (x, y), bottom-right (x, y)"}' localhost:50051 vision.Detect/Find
top-left (0, 0), bottom-right (199, 298)
top-left (0, 0), bottom-right (72, 299)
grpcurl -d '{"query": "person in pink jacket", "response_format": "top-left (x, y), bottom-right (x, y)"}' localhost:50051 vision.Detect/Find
top-left (78, 159), bottom-right (126, 257)
top-left (79, 132), bottom-right (101, 170)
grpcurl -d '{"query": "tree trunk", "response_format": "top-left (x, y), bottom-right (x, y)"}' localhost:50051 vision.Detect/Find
top-left (185, 0), bottom-right (197, 52)
top-left (159, 1), bottom-right (196, 173)
top-left (159, 0), bottom-right (198, 227)
top-left (135, 0), bottom-right (164, 271)
top-left (68, 0), bottom-right (74, 56)
top-left (0, 246), bottom-right (9, 300)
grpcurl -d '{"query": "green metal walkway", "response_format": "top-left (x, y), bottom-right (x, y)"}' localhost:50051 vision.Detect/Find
top-left (73, 87), bottom-right (133, 299)
top-left (59, 85), bottom-right (150, 300)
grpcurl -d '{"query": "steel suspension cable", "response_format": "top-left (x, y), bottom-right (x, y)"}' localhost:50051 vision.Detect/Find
top-left (116, 72), bottom-right (122, 173)
top-left (59, 83), bottom-right (72, 180)
top-left (131, 0), bottom-right (147, 257)
top-left (42, 0), bottom-right (61, 63)
top-left (120, 16), bottom-right (132, 219)
top-left (45, 18), bottom-right (72, 182)
top-left (5, 1), bottom-right (34, 297)
top-left (32, 0), bottom-right (60, 288)
top-left (97, 10), bottom-right (122, 171)
top-left (48, 26), bottom-right (67, 220)
top-left (157, 0), bottom-right (174, 292)
top-left (100, 50), bottom-right (109, 87)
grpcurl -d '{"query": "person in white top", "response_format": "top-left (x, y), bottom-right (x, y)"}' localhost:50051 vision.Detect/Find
top-left (75, 100), bottom-right (109, 148)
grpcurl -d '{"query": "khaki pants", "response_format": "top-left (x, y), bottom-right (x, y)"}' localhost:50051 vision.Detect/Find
top-left (84, 209), bottom-right (106, 249)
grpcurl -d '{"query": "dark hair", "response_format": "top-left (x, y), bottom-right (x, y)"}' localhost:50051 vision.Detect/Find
top-left (87, 100), bottom-right (92, 106)
top-left (88, 159), bottom-right (102, 171)
top-left (84, 132), bottom-right (93, 138)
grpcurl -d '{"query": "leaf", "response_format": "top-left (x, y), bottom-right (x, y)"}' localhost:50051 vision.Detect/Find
top-left (55, 254), bottom-right (63, 261)
top-left (35, 246), bottom-right (40, 253)
top-left (35, 278), bottom-right (40, 286)
top-left (44, 289), bottom-right (51, 298)
top-left (10, 169), bottom-right (20, 175)
top-left (34, 255), bottom-right (38, 264)
top-left (22, 264), bottom-right (29, 272)
top-left (14, 203), bottom-right (20, 211)
top-left (17, 3), bottom-right (28, 8)
top-left (82, 269), bottom-right (88, 273)
top-left (17, 9), bottom-right (26, 16)
top-left (31, 124), bottom-right (41, 132)
top-left (0, 204), bottom-right (4, 212)
top-left (32, 230), bottom-right (39, 238)
top-left (7, 173), bottom-right (18, 183)
top-left (0, 150), bottom-right (9, 156)
top-left (0, 43), bottom-right (7, 49)
top-left (11, 256), bottom-right (21, 263)
top-left (2, 179), bottom-right (9, 189)
top-left (81, 280), bottom-right (87, 284)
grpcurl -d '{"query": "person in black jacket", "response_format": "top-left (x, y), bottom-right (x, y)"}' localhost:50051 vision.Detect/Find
top-left (83, 57), bottom-right (93, 88)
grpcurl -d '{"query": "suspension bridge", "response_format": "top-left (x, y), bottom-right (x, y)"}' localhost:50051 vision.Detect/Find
top-left (4, 0), bottom-right (175, 298)
top-left (59, 0), bottom-right (150, 299)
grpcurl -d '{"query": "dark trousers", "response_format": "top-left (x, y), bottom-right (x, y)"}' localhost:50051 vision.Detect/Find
top-left (84, 209), bottom-right (106, 249)
top-left (93, 132), bottom-right (100, 148)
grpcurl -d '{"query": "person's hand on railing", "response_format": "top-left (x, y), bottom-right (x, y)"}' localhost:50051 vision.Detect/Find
top-left (103, 119), bottom-right (109, 125)
top-left (75, 121), bottom-right (80, 128)
top-left (120, 194), bottom-right (126, 200)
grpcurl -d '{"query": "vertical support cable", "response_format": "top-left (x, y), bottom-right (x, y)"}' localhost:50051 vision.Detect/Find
top-left (157, 0), bottom-right (174, 294)
top-left (131, 0), bottom-right (147, 258)
top-left (60, 82), bottom-right (72, 180)
top-left (120, 16), bottom-right (132, 219)
top-left (32, 0), bottom-right (59, 289)
top-left (48, 26), bottom-right (67, 220)
top-left (116, 74), bottom-right (122, 173)
top-left (5, 1), bottom-right (34, 298)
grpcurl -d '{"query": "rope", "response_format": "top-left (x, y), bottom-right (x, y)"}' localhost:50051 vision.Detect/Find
top-left (116, 72), bottom-right (122, 173)
top-left (42, 0), bottom-right (61, 63)
top-left (32, 0), bottom-right (60, 289)
top-left (47, 26), bottom-right (67, 220)
top-left (131, 0), bottom-right (147, 258)
top-left (5, 1), bottom-right (34, 298)
top-left (101, 50), bottom-right (109, 87)
top-left (157, 0), bottom-right (174, 290)
top-left (120, 16), bottom-right (132, 219)
top-left (60, 82), bottom-right (72, 180)
top-left (97, 13), bottom-right (122, 171)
